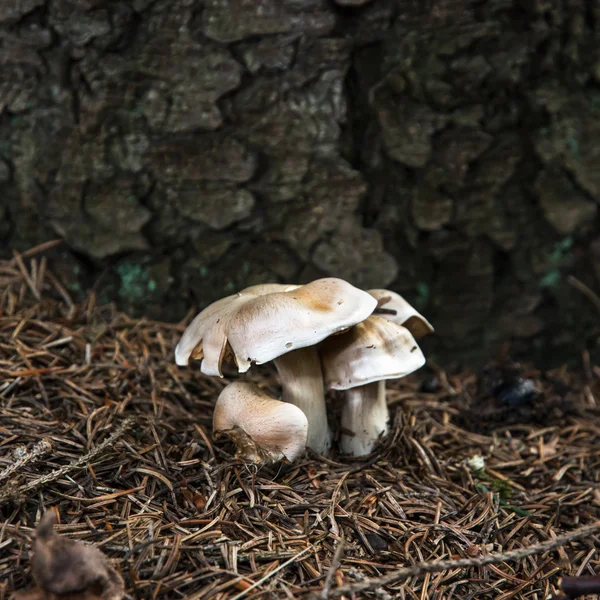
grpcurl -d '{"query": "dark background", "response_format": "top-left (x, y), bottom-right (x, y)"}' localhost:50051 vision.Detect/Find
top-left (1, 0), bottom-right (599, 367)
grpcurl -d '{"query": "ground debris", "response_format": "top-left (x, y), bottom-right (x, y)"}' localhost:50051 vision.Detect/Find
top-left (1, 247), bottom-right (599, 599)
top-left (10, 509), bottom-right (124, 600)
top-left (551, 574), bottom-right (600, 599)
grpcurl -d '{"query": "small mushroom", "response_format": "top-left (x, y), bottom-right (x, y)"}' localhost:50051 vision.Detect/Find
top-left (213, 381), bottom-right (308, 463)
top-left (175, 278), bottom-right (377, 456)
top-left (320, 316), bottom-right (426, 456)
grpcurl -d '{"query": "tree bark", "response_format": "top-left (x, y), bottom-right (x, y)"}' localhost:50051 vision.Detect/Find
top-left (1, 0), bottom-right (599, 367)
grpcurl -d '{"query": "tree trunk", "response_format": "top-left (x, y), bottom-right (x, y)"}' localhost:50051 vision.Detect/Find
top-left (1, 0), bottom-right (599, 368)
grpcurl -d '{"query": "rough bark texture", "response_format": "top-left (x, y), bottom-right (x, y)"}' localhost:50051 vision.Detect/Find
top-left (1, 0), bottom-right (599, 367)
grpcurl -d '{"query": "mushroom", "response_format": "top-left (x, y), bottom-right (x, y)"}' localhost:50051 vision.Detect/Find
top-left (213, 381), bottom-right (308, 463)
top-left (319, 313), bottom-right (429, 456)
top-left (175, 278), bottom-right (377, 457)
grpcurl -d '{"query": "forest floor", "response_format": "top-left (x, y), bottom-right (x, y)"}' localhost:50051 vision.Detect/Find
top-left (0, 246), bottom-right (599, 600)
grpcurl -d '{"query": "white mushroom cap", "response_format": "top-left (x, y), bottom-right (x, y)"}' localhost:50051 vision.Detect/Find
top-left (175, 278), bottom-right (377, 377)
top-left (240, 283), bottom-right (299, 295)
top-left (213, 381), bottom-right (308, 463)
top-left (320, 315), bottom-right (426, 390)
top-left (368, 289), bottom-right (434, 339)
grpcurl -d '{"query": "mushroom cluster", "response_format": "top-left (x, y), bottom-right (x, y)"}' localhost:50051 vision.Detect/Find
top-left (175, 279), bottom-right (433, 462)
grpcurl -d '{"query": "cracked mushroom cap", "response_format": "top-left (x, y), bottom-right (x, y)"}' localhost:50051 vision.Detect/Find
top-left (175, 278), bottom-right (377, 376)
top-left (213, 381), bottom-right (308, 463)
top-left (368, 289), bottom-right (434, 339)
top-left (319, 315), bottom-right (426, 390)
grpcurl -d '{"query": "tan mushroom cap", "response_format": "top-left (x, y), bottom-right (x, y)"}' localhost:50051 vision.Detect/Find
top-left (175, 278), bottom-right (377, 377)
top-left (320, 315), bottom-right (426, 390)
top-left (368, 289), bottom-right (434, 339)
top-left (213, 381), bottom-right (308, 463)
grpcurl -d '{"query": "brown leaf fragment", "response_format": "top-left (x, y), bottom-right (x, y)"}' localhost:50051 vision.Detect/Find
top-left (10, 510), bottom-right (124, 600)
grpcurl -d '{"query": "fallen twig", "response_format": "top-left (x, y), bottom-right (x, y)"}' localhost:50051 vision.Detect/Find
top-left (319, 539), bottom-right (345, 600)
top-left (323, 521), bottom-right (600, 598)
top-left (7, 240), bottom-right (63, 267)
top-left (567, 275), bottom-right (600, 315)
top-left (0, 418), bottom-right (134, 505)
top-left (12, 251), bottom-right (41, 301)
top-left (0, 439), bottom-right (53, 483)
top-left (552, 574), bottom-right (600, 599)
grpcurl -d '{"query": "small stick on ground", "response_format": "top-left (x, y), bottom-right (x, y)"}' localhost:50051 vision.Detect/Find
top-left (0, 439), bottom-right (53, 483)
top-left (7, 240), bottom-right (63, 266)
top-left (553, 574), bottom-right (600, 599)
top-left (567, 275), bottom-right (600, 315)
top-left (0, 418), bottom-right (134, 505)
top-left (324, 521), bottom-right (600, 598)
top-left (12, 251), bottom-right (41, 301)
top-left (319, 539), bottom-right (345, 600)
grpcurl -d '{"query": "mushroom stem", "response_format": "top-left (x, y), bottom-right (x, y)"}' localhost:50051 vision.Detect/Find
top-left (274, 347), bottom-right (332, 455)
top-left (340, 380), bottom-right (389, 456)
